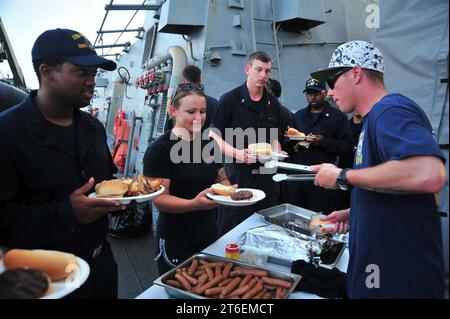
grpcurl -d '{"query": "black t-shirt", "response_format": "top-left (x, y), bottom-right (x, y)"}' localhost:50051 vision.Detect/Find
top-left (47, 121), bottom-right (79, 160)
top-left (212, 82), bottom-right (285, 148)
top-left (291, 103), bottom-right (353, 165)
top-left (143, 131), bottom-right (222, 241)
top-left (212, 82), bottom-right (287, 172)
top-left (310, 111), bottom-right (321, 123)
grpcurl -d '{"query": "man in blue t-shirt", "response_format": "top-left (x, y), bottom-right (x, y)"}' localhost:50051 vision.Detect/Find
top-left (310, 41), bottom-right (446, 298)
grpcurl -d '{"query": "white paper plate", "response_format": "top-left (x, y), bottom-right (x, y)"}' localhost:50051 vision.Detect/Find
top-left (0, 256), bottom-right (90, 299)
top-left (88, 185), bottom-right (165, 204)
top-left (206, 188), bottom-right (266, 206)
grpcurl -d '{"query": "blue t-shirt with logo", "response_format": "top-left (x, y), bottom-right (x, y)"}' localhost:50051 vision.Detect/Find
top-left (348, 93), bottom-right (445, 298)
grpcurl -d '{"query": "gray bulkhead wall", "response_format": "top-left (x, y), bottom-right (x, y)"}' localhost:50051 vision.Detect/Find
top-left (277, 0), bottom-right (374, 109)
top-left (101, 0), bottom-right (374, 173)
top-left (372, 0), bottom-right (449, 273)
top-left (201, 0), bottom-right (252, 99)
top-left (202, 0), bottom-right (374, 110)
top-left (104, 2), bottom-right (209, 174)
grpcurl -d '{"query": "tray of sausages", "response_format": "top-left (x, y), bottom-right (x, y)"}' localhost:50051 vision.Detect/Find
top-left (153, 253), bottom-right (302, 299)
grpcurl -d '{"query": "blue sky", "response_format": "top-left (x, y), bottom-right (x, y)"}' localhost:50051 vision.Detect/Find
top-left (0, 0), bottom-right (146, 89)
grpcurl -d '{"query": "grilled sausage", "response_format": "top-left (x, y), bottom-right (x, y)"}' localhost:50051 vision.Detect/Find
top-left (242, 282), bottom-right (264, 299)
top-left (195, 273), bottom-right (208, 288)
top-left (205, 265), bottom-right (214, 280)
top-left (222, 262), bottom-right (233, 279)
top-left (181, 271), bottom-right (197, 286)
top-left (229, 270), bottom-right (243, 277)
top-left (174, 273), bottom-right (192, 291)
top-left (192, 269), bottom-right (206, 277)
top-left (275, 287), bottom-right (285, 299)
top-left (263, 284), bottom-right (277, 290)
top-left (252, 288), bottom-right (268, 299)
top-left (221, 277), bottom-right (241, 296)
top-left (262, 277), bottom-right (292, 289)
top-left (198, 262), bottom-right (225, 269)
top-left (205, 287), bottom-right (223, 297)
top-left (166, 279), bottom-right (182, 289)
top-left (187, 259), bottom-right (199, 275)
top-left (239, 274), bottom-right (252, 288)
top-left (227, 285), bottom-right (252, 298)
top-left (204, 265), bottom-right (214, 280)
top-left (195, 275), bottom-right (224, 295)
top-left (233, 267), bottom-right (269, 277)
top-left (218, 278), bottom-right (234, 287)
top-left (215, 265), bottom-right (222, 277)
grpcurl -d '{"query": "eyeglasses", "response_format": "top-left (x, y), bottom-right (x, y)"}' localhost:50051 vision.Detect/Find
top-left (326, 68), bottom-right (352, 90)
top-left (177, 83), bottom-right (204, 92)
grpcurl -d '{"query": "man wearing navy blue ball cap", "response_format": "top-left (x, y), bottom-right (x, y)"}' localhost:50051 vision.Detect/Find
top-left (0, 29), bottom-right (123, 298)
top-left (286, 77), bottom-right (353, 215)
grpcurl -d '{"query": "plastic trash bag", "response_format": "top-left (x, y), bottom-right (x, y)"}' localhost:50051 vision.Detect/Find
top-left (108, 201), bottom-right (152, 239)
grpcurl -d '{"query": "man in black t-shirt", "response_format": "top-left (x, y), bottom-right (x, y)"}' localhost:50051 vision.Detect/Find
top-left (288, 78), bottom-right (353, 214)
top-left (210, 52), bottom-right (288, 236)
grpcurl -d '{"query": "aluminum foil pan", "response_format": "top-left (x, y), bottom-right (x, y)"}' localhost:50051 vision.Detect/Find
top-left (238, 224), bottom-right (345, 269)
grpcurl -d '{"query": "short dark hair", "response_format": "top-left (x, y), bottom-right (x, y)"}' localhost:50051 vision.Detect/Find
top-left (33, 58), bottom-right (64, 84)
top-left (248, 51), bottom-right (271, 66)
top-left (268, 78), bottom-right (282, 98)
top-left (363, 69), bottom-right (384, 86)
top-left (182, 65), bottom-right (202, 83)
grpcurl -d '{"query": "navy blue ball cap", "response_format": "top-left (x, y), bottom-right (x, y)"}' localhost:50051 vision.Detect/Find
top-left (32, 28), bottom-right (116, 71)
top-left (302, 78), bottom-right (326, 93)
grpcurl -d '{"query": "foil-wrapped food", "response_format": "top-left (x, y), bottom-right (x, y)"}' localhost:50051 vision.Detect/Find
top-left (237, 224), bottom-right (345, 268)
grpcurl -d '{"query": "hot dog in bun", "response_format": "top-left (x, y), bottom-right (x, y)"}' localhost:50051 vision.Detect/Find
top-left (211, 183), bottom-right (235, 196)
top-left (3, 249), bottom-right (78, 281)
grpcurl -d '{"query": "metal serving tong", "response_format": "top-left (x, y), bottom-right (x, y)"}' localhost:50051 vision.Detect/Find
top-left (265, 160), bottom-right (313, 173)
top-left (272, 173), bottom-right (316, 182)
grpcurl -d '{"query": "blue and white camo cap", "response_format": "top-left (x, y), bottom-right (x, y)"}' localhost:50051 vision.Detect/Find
top-left (329, 40), bottom-right (384, 72)
top-left (311, 40), bottom-right (384, 80)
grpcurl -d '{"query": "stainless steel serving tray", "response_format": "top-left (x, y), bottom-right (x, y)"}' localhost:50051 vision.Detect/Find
top-left (257, 203), bottom-right (319, 236)
top-left (153, 252), bottom-right (302, 299)
top-left (256, 204), bottom-right (345, 269)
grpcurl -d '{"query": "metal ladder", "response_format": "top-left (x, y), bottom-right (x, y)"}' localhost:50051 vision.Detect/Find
top-left (250, 0), bottom-right (282, 83)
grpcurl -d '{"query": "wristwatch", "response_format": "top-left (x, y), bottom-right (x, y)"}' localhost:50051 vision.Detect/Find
top-left (336, 168), bottom-right (351, 191)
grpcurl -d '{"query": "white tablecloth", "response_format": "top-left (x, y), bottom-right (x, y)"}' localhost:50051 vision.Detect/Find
top-left (136, 213), bottom-right (349, 299)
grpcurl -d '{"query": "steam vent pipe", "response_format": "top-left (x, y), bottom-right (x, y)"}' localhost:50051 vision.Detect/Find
top-left (144, 45), bottom-right (188, 98)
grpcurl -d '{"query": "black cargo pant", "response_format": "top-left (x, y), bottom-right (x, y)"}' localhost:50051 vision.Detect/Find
top-left (66, 241), bottom-right (118, 299)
